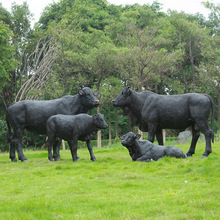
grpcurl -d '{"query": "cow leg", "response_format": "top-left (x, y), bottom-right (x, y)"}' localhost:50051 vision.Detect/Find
top-left (9, 137), bottom-right (17, 162)
top-left (53, 139), bottom-right (61, 161)
top-left (156, 129), bottom-right (163, 145)
top-left (86, 139), bottom-right (96, 161)
top-left (186, 126), bottom-right (200, 157)
top-left (68, 139), bottom-right (78, 162)
top-left (67, 140), bottom-right (80, 160)
top-left (47, 136), bottom-right (54, 162)
top-left (13, 128), bottom-right (28, 162)
top-left (196, 121), bottom-right (212, 157)
top-left (136, 155), bottom-right (153, 162)
top-left (148, 123), bottom-right (157, 143)
top-left (128, 146), bottom-right (138, 161)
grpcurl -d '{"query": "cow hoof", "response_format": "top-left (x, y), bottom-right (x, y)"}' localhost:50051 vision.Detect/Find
top-left (11, 158), bottom-right (18, 162)
top-left (21, 159), bottom-right (28, 162)
top-left (186, 153), bottom-right (193, 157)
top-left (73, 159), bottom-right (78, 162)
top-left (54, 157), bottom-right (59, 161)
top-left (91, 156), bottom-right (96, 161)
top-left (202, 151), bottom-right (211, 158)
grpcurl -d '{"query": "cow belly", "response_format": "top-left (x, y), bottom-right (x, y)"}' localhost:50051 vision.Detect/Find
top-left (52, 120), bottom-right (76, 141)
top-left (56, 132), bottom-right (73, 141)
top-left (25, 106), bottom-right (57, 134)
top-left (27, 125), bottom-right (47, 135)
top-left (158, 114), bottom-right (192, 130)
top-left (26, 117), bottom-right (49, 134)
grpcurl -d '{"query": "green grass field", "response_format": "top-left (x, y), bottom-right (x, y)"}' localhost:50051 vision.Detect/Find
top-left (0, 141), bottom-right (219, 220)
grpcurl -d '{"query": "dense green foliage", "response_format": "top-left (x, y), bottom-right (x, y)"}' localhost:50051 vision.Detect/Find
top-left (0, 141), bottom-right (219, 219)
top-left (0, 0), bottom-right (219, 144)
top-left (0, 119), bottom-right (8, 151)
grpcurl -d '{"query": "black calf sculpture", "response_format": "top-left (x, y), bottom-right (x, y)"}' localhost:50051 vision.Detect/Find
top-left (46, 113), bottom-right (108, 162)
top-left (120, 132), bottom-right (187, 162)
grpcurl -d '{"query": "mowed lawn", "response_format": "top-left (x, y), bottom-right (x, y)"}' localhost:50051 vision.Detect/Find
top-left (0, 141), bottom-right (219, 220)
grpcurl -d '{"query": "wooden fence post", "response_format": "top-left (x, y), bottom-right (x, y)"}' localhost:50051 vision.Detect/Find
top-left (162, 129), bottom-right (166, 143)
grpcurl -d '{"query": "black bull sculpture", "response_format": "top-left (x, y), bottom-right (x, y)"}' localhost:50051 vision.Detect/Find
top-left (112, 87), bottom-right (215, 157)
top-left (6, 87), bottom-right (99, 162)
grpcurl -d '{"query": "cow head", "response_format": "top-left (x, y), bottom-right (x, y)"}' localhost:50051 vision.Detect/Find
top-left (93, 114), bottom-right (108, 129)
top-left (120, 132), bottom-right (141, 147)
top-left (79, 87), bottom-right (99, 108)
top-left (112, 87), bottom-right (132, 107)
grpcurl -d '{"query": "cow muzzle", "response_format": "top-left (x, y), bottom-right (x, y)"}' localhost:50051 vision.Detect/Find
top-left (112, 100), bottom-right (117, 106)
top-left (94, 100), bottom-right (99, 107)
top-left (103, 124), bottom-right (108, 129)
top-left (121, 140), bottom-right (127, 145)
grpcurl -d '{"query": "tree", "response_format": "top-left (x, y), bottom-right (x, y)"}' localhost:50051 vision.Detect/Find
top-left (198, 1), bottom-right (220, 131)
top-left (0, 3), bottom-right (12, 26)
top-left (86, 43), bottom-right (121, 146)
top-left (0, 21), bottom-right (18, 109)
top-left (118, 23), bottom-right (181, 92)
top-left (97, 77), bottom-right (123, 144)
top-left (15, 37), bottom-right (57, 101)
top-left (202, 1), bottom-right (220, 36)
top-left (0, 2), bottom-right (35, 108)
top-left (10, 2), bottom-right (33, 93)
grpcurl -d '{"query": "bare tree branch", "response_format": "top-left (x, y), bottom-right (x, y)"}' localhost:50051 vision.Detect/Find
top-left (15, 37), bottom-right (57, 101)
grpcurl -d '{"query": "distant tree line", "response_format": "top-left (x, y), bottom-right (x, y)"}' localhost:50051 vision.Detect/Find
top-left (0, 0), bottom-right (219, 150)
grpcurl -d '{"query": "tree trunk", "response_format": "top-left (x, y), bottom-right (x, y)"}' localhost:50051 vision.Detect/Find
top-left (108, 103), bottom-right (112, 145)
top-left (97, 106), bottom-right (102, 148)
top-left (14, 70), bottom-right (17, 95)
top-left (114, 107), bottom-right (119, 139)
top-left (128, 115), bottom-right (131, 131)
top-left (188, 33), bottom-right (195, 91)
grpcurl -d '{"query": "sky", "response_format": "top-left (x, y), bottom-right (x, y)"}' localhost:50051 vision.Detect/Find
top-left (1, 0), bottom-right (219, 24)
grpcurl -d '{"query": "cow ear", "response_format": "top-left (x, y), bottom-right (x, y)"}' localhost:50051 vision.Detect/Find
top-left (127, 88), bottom-right (131, 95)
top-left (120, 136), bottom-right (124, 140)
top-left (93, 114), bottom-right (98, 120)
top-left (78, 89), bottom-right (84, 96)
top-left (93, 90), bottom-right (99, 96)
top-left (136, 134), bottom-right (141, 140)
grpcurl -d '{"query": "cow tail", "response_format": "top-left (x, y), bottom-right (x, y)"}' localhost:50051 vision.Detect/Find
top-left (6, 115), bottom-right (12, 142)
top-left (205, 94), bottom-right (215, 143)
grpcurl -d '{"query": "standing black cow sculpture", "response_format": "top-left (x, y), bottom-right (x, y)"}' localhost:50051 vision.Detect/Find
top-left (120, 132), bottom-right (187, 162)
top-left (6, 87), bottom-right (99, 162)
top-left (46, 113), bottom-right (108, 162)
top-left (112, 87), bottom-right (215, 157)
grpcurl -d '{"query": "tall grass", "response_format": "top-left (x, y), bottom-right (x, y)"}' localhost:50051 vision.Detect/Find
top-left (0, 141), bottom-right (219, 219)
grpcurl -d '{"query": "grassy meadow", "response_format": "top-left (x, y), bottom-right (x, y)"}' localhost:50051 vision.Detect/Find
top-left (0, 140), bottom-right (219, 220)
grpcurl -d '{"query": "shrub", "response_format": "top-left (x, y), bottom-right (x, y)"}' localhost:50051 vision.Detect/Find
top-left (0, 120), bottom-right (9, 152)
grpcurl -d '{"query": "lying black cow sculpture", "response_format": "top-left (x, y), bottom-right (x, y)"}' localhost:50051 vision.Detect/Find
top-left (46, 113), bottom-right (108, 162)
top-left (6, 87), bottom-right (99, 162)
top-left (120, 132), bottom-right (187, 161)
top-left (112, 87), bottom-right (215, 157)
